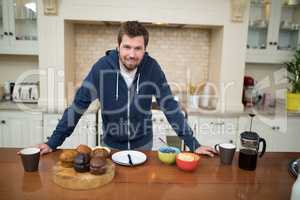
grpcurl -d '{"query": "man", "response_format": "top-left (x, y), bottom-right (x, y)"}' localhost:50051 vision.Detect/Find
top-left (38, 21), bottom-right (217, 157)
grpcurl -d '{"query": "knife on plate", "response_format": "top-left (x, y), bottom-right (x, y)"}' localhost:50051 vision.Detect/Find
top-left (127, 154), bottom-right (133, 166)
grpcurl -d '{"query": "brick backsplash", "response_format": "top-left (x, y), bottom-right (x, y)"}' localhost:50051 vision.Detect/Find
top-left (74, 24), bottom-right (210, 92)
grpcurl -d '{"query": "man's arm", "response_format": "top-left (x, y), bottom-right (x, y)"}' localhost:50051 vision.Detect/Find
top-left (44, 64), bottom-right (100, 152)
top-left (154, 64), bottom-right (216, 156)
top-left (153, 64), bottom-right (200, 151)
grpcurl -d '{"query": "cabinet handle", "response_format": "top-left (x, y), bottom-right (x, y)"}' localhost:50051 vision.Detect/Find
top-left (153, 118), bottom-right (156, 122)
top-left (1, 120), bottom-right (6, 124)
top-left (9, 32), bottom-right (13, 36)
top-left (271, 126), bottom-right (276, 130)
top-left (4, 32), bottom-right (8, 36)
top-left (160, 119), bottom-right (164, 122)
top-left (273, 42), bottom-right (277, 45)
top-left (211, 122), bottom-right (225, 126)
top-left (276, 126), bottom-right (280, 130)
top-left (269, 42), bottom-right (273, 45)
top-left (46, 137), bottom-right (50, 140)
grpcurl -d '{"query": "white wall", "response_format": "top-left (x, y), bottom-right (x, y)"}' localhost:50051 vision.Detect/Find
top-left (38, 0), bottom-right (249, 112)
top-left (0, 55), bottom-right (39, 85)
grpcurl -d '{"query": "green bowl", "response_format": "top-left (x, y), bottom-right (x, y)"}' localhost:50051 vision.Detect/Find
top-left (158, 146), bottom-right (180, 165)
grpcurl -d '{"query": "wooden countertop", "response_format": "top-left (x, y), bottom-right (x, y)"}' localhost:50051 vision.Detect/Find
top-left (0, 148), bottom-right (299, 200)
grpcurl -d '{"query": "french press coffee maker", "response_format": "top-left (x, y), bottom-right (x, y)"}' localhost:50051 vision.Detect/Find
top-left (239, 114), bottom-right (266, 171)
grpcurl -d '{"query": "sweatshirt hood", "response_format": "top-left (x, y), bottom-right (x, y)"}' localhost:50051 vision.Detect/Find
top-left (105, 49), bottom-right (147, 100)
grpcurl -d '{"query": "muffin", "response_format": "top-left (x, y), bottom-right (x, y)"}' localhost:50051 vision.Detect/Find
top-left (90, 157), bottom-right (107, 175)
top-left (91, 147), bottom-right (110, 159)
top-left (73, 153), bottom-right (90, 173)
top-left (76, 144), bottom-right (92, 155)
top-left (59, 149), bottom-right (78, 168)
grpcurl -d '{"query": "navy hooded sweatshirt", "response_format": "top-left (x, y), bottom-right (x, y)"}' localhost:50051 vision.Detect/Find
top-left (46, 49), bottom-right (201, 151)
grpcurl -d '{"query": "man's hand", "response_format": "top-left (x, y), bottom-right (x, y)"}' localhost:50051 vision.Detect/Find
top-left (194, 146), bottom-right (218, 157)
top-left (37, 143), bottom-right (53, 155)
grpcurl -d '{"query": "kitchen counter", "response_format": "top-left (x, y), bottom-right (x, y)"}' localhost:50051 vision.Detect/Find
top-left (1, 99), bottom-right (299, 117)
top-left (0, 100), bottom-right (45, 112)
top-left (181, 100), bottom-right (300, 117)
top-left (0, 148), bottom-right (299, 200)
top-left (0, 100), bottom-right (99, 114)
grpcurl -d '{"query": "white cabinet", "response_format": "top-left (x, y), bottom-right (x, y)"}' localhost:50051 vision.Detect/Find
top-left (238, 115), bottom-right (300, 152)
top-left (246, 0), bottom-right (300, 63)
top-left (151, 110), bottom-right (178, 150)
top-left (98, 110), bottom-right (177, 150)
top-left (188, 115), bottom-right (238, 147)
top-left (0, 0), bottom-right (38, 55)
top-left (43, 112), bottom-right (97, 149)
top-left (0, 111), bottom-right (43, 147)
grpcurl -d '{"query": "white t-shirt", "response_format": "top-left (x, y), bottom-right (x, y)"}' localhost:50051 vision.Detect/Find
top-left (119, 60), bottom-right (137, 88)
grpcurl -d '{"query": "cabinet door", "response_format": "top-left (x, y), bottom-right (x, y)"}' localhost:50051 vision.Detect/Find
top-left (238, 116), bottom-right (299, 152)
top-left (0, 111), bottom-right (43, 148)
top-left (0, 0), bottom-right (10, 50)
top-left (7, 116), bottom-right (42, 147)
top-left (189, 116), bottom-right (238, 147)
top-left (247, 0), bottom-right (272, 51)
top-left (43, 113), bottom-right (97, 149)
top-left (152, 110), bottom-right (184, 150)
top-left (152, 110), bottom-right (169, 150)
top-left (246, 0), bottom-right (299, 63)
top-left (8, 0), bottom-right (38, 54)
top-left (0, 118), bottom-right (9, 147)
top-left (0, 0), bottom-right (38, 55)
top-left (277, 2), bottom-right (300, 52)
top-left (286, 117), bottom-right (300, 152)
top-left (43, 114), bottom-right (61, 143)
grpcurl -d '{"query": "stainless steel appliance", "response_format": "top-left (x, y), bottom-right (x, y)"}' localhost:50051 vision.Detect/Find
top-left (289, 158), bottom-right (300, 178)
top-left (12, 82), bottom-right (39, 103)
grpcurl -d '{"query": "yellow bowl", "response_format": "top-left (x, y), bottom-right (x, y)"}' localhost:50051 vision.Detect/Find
top-left (158, 146), bottom-right (180, 165)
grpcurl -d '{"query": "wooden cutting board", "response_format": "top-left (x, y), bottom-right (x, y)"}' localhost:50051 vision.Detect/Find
top-left (52, 159), bottom-right (115, 190)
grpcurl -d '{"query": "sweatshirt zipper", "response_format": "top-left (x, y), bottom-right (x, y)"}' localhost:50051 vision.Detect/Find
top-left (127, 88), bottom-right (130, 150)
top-left (119, 69), bottom-right (139, 150)
top-left (126, 74), bottom-right (139, 150)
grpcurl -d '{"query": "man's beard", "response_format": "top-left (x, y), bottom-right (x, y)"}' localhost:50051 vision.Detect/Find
top-left (121, 59), bottom-right (138, 71)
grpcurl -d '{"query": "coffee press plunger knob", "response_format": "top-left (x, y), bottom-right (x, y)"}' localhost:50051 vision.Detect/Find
top-left (249, 113), bottom-right (255, 118)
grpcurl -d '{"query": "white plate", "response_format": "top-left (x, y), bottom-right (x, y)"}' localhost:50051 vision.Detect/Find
top-left (111, 150), bottom-right (147, 166)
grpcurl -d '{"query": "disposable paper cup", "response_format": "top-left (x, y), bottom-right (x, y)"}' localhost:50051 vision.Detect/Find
top-left (20, 147), bottom-right (40, 172)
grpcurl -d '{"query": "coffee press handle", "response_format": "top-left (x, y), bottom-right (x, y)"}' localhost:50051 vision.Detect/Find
top-left (259, 138), bottom-right (266, 157)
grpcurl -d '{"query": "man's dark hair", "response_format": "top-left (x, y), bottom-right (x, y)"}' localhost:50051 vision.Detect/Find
top-left (118, 21), bottom-right (149, 48)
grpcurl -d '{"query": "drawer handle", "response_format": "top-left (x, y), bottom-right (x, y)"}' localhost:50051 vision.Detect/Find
top-left (211, 122), bottom-right (225, 126)
top-left (1, 120), bottom-right (6, 124)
